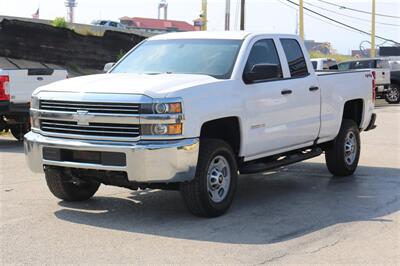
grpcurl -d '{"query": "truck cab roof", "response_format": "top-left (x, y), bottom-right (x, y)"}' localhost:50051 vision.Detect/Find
top-left (149, 31), bottom-right (300, 41)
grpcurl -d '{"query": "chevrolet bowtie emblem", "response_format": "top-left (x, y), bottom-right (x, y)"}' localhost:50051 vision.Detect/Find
top-left (73, 110), bottom-right (93, 126)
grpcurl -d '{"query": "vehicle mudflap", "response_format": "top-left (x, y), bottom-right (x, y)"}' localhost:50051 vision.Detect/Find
top-left (365, 113), bottom-right (377, 131)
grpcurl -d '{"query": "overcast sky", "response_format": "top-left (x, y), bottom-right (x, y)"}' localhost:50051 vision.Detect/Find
top-left (0, 0), bottom-right (399, 54)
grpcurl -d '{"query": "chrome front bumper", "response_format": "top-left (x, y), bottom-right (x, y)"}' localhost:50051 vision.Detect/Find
top-left (24, 131), bottom-right (199, 183)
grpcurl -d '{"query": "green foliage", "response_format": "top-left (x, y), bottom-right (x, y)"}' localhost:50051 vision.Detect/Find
top-left (52, 17), bottom-right (68, 28)
top-left (309, 51), bottom-right (354, 63)
top-left (116, 50), bottom-right (126, 61)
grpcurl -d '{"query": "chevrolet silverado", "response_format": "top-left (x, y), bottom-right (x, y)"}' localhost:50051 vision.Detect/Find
top-left (25, 32), bottom-right (376, 217)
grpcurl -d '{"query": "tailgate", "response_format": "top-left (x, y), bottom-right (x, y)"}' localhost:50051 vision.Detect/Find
top-left (8, 69), bottom-right (67, 104)
top-left (374, 69), bottom-right (391, 85)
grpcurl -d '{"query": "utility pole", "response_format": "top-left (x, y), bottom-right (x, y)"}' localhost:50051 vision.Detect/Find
top-left (371, 0), bottom-right (376, 57)
top-left (201, 0), bottom-right (208, 31)
top-left (299, 0), bottom-right (304, 40)
top-left (158, 0), bottom-right (168, 20)
top-left (65, 0), bottom-right (77, 23)
top-left (225, 0), bottom-right (231, 31)
top-left (240, 0), bottom-right (245, 30)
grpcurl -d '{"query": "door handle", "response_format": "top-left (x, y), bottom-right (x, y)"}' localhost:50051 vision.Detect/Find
top-left (281, 89), bottom-right (292, 95)
top-left (309, 86), bottom-right (319, 91)
top-left (37, 77), bottom-right (44, 81)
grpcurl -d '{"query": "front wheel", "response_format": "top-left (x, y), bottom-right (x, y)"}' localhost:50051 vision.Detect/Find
top-left (45, 167), bottom-right (100, 201)
top-left (325, 120), bottom-right (361, 177)
top-left (180, 139), bottom-right (238, 217)
top-left (385, 85), bottom-right (400, 104)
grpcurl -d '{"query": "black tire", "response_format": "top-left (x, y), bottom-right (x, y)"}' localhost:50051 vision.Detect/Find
top-left (10, 123), bottom-right (30, 141)
top-left (180, 139), bottom-right (238, 217)
top-left (385, 85), bottom-right (400, 104)
top-left (45, 167), bottom-right (100, 201)
top-left (325, 119), bottom-right (361, 177)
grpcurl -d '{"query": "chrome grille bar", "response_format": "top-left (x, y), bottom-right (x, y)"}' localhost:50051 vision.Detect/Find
top-left (40, 100), bottom-right (140, 114)
top-left (41, 121), bottom-right (139, 130)
top-left (40, 120), bottom-right (140, 138)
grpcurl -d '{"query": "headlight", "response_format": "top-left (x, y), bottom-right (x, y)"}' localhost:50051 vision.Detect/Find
top-left (154, 103), bottom-right (168, 114)
top-left (141, 123), bottom-right (183, 135)
top-left (31, 96), bottom-right (39, 109)
top-left (140, 98), bottom-right (183, 137)
top-left (30, 96), bottom-right (40, 129)
top-left (141, 101), bottom-right (182, 114)
top-left (152, 124), bottom-right (168, 135)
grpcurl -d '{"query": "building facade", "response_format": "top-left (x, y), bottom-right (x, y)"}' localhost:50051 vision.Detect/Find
top-left (120, 17), bottom-right (195, 33)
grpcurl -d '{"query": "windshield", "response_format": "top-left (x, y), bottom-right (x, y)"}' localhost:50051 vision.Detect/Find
top-left (111, 39), bottom-right (243, 79)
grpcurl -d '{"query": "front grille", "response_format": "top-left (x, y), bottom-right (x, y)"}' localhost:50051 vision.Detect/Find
top-left (40, 120), bottom-right (140, 138)
top-left (39, 100), bottom-right (140, 114)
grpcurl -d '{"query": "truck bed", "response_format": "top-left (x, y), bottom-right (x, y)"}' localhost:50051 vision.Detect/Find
top-left (315, 69), bottom-right (374, 143)
top-left (0, 58), bottom-right (67, 105)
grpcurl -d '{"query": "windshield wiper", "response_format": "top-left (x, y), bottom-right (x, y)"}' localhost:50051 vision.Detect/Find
top-left (143, 72), bottom-right (174, 75)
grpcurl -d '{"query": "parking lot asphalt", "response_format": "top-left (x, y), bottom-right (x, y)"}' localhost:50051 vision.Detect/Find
top-left (1, 101), bottom-right (399, 265)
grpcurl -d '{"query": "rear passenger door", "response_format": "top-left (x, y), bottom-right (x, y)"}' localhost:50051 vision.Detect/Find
top-left (278, 38), bottom-right (321, 147)
top-left (242, 37), bottom-right (320, 159)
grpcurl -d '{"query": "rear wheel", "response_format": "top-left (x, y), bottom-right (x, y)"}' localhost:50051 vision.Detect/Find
top-left (325, 119), bottom-right (361, 177)
top-left (45, 167), bottom-right (100, 201)
top-left (385, 85), bottom-right (400, 104)
top-left (180, 139), bottom-right (238, 217)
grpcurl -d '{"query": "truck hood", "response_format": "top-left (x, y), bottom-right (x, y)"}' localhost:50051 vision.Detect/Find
top-left (35, 73), bottom-right (221, 98)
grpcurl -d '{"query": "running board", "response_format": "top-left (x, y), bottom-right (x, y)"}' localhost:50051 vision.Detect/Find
top-left (239, 148), bottom-right (323, 174)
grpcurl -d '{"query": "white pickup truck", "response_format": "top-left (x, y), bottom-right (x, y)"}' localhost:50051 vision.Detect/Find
top-left (25, 32), bottom-right (376, 217)
top-left (338, 58), bottom-right (391, 103)
top-left (311, 58), bottom-right (338, 70)
top-left (0, 61), bottom-right (68, 140)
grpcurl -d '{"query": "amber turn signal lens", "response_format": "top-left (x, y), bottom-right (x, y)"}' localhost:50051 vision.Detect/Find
top-left (169, 103), bottom-right (182, 113)
top-left (167, 123), bottom-right (182, 135)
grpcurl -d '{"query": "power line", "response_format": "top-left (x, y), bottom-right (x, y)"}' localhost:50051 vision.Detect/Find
top-left (304, 1), bottom-right (400, 27)
top-left (285, 0), bottom-right (399, 44)
top-left (277, 0), bottom-right (363, 36)
top-left (316, 0), bottom-right (400, 19)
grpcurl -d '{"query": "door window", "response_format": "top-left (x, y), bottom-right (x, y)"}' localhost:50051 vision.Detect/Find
top-left (353, 60), bottom-right (375, 69)
top-left (324, 59), bottom-right (338, 70)
top-left (377, 60), bottom-right (390, 69)
top-left (243, 39), bottom-right (282, 81)
top-left (338, 62), bottom-right (351, 70)
top-left (280, 39), bottom-right (309, 77)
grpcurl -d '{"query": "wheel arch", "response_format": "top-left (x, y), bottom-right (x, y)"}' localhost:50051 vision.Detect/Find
top-left (342, 98), bottom-right (364, 129)
top-left (200, 117), bottom-right (242, 159)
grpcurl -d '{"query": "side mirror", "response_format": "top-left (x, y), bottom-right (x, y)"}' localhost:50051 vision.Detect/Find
top-left (103, 62), bottom-right (115, 73)
top-left (244, 63), bottom-right (280, 83)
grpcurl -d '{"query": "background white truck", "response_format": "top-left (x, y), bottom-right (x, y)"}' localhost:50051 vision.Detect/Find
top-left (0, 59), bottom-right (68, 140)
top-left (338, 58), bottom-right (392, 103)
top-left (25, 32), bottom-right (376, 217)
top-left (311, 58), bottom-right (338, 70)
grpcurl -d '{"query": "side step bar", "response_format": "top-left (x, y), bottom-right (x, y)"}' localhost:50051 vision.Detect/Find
top-left (239, 147), bottom-right (323, 174)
